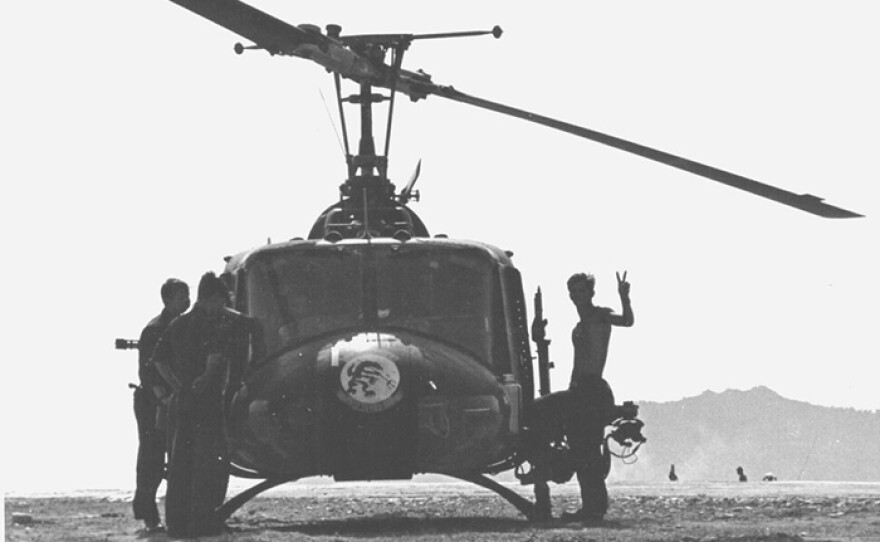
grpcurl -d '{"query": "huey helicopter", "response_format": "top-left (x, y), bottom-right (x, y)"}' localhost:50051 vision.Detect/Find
top-left (118, 0), bottom-right (862, 523)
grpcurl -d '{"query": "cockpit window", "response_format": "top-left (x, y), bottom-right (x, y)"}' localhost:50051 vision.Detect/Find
top-left (246, 250), bottom-right (362, 354)
top-left (245, 245), bottom-right (494, 362)
top-left (375, 250), bottom-right (491, 359)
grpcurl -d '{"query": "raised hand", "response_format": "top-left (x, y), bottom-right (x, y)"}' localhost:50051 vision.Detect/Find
top-left (616, 271), bottom-right (631, 298)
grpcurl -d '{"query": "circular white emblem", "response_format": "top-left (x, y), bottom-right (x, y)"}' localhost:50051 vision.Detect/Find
top-left (337, 354), bottom-right (402, 413)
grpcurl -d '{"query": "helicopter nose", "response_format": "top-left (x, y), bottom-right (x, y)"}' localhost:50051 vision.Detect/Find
top-left (227, 330), bottom-right (511, 479)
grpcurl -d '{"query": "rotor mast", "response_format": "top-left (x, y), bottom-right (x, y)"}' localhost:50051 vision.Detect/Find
top-left (342, 82), bottom-right (390, 193)
top-left (319, 28), bottom-right (414, 240)
top-left (336, 81), bottom-right (397, 226)
top-left (331, 26), bottom-right (501, 228)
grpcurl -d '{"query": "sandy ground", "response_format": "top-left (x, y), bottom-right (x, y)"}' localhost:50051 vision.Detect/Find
top-left (5, 481), bottom-right (880, 541)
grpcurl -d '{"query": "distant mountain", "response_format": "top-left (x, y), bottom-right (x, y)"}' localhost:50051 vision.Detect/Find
top-left (608, 386), bottom-right (880, 483)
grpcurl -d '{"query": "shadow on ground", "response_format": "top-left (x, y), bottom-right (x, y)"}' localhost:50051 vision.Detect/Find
top-left (231, 514), bottom-right (629, 537)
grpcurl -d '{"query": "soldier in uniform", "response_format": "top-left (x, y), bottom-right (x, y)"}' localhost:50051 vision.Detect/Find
top-left (561, 271), bottom-right (633, 522)
top-left (133, 278), bottom-right (190, 533)
top-left (152, 272), bottom-right (263, 538)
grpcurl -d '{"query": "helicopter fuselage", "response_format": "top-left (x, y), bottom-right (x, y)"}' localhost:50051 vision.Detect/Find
top-left (222, 236), bottom-right (534, 481)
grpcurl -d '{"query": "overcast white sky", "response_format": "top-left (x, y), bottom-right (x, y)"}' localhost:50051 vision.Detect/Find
top-left (2, 1), bottom-right (878, 492)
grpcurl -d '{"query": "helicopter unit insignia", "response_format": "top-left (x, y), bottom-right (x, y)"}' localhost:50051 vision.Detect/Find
top-left (337, 354), bottom-right (402, 413)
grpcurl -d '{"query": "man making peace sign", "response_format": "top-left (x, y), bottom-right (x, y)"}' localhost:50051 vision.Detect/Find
top-left (562, 271), bottom-right (634, 522)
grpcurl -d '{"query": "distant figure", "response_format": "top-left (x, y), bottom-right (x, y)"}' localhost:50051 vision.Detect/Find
top-left (736, 466), bottom-right (748, 482)
top-left (668, 464), bottom-right (678, 482)
top-left (132, 278), bottom-right (190, 533)
top-left (560, 271), bottom-right (634, 523)
top-left (762, 473), bottom-right (778, 482)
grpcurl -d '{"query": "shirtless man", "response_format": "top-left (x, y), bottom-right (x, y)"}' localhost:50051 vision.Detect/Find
top-left (562, 271), bottom-right (633, 522)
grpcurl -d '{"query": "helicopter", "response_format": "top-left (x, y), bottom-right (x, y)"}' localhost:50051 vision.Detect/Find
top-left (117, 0), bottom-right (863, 523)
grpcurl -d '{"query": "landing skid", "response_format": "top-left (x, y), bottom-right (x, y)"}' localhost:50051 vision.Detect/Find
top-left (216, 476), bottom-right (299, 521)
top-left (216, 472), bottom-right (543, 522)
top-left (448, 472), bottom-right (541, 521)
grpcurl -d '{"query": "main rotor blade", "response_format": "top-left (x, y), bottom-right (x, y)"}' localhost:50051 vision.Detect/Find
top-left (429, 87), bottom-right (862, 218)
top-left (162, 0), bottom-right (860, 218)
top-left (166, 0), bottom-right (316, 55)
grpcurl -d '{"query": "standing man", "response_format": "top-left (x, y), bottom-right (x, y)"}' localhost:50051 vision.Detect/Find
top-left (152, 272), bottom-right (262, 538)
top-left (562, 271), bottom-right (633, 522)
top-left (133, 278), bottom-right (190, 533)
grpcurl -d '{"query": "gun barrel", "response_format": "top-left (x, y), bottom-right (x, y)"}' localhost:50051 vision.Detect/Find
top-left (532, 288), bottom-right (552, 396)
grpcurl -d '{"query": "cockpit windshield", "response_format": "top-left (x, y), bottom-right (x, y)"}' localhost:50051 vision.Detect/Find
top-left (375, 249), bottom-right (491, 358)
top-left (245, 245), bottom-right (494, 360)
top-left (246, 250), bottom-right (363, 353)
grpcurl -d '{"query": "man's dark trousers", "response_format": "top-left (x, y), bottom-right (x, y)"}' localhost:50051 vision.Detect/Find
top-left (165, 392), bottom-right (229, 537)
top-left (565, 376), bottom-right (615, 519)
top-left (132, 387), bottom-right (165, 525)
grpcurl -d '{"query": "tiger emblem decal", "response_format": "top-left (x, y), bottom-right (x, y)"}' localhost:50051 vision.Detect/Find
top-left (337, 354), bottom-right (402, 413)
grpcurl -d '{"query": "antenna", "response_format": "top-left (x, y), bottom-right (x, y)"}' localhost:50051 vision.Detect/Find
top-left (319, 88), bottom-right (346, 156)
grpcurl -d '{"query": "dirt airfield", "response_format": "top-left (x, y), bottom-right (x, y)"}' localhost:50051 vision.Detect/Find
top-left (5, 481), bottom-right (880, 541)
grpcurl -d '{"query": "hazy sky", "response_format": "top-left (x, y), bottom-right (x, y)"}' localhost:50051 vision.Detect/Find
top-left (2, 1), bottom-right (877, 491)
